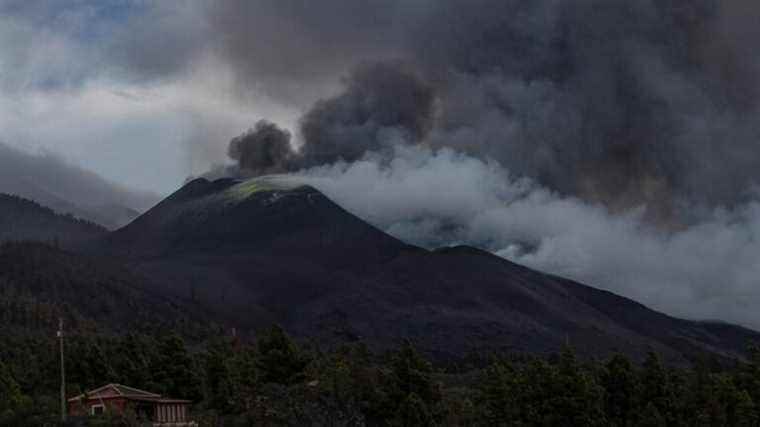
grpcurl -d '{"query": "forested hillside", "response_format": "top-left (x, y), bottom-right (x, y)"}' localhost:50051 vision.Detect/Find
top-left (0, 194), bottom-right (106, 245)
top-left (3, 326), bottom-right (760, 426)
top-left (0, 241), bottom-right (213, 337)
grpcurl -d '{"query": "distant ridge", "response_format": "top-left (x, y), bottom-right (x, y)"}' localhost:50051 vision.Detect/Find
top-left (0, 143), bottom-right (158, 229)
top-left (0, 193), bottom-right (106, 245)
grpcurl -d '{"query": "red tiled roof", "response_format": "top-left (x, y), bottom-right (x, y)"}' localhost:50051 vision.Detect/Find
top-left (67, 383), bottom-right (189, 403)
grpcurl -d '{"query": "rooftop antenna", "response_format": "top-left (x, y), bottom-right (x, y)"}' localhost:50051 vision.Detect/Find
top-left (58, 318), bottom-right (66, 423)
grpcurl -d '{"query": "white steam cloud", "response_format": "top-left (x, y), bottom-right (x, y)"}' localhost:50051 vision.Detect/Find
top-left (291, 146), bottom-right (760, 329)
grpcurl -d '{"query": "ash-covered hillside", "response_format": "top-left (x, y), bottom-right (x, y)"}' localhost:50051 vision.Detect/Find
top-left (92, 177), bottom-right (760, 363)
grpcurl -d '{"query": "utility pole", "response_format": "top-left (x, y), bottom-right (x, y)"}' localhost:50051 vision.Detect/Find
top-left (58, 318), bottom-right (66, 423)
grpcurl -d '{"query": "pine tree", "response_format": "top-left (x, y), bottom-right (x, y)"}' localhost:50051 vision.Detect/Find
top-left (640, 351), bottom-right (673, 421)
top-left (389, 340), bottom-right (436, 406)
top-left (391, 392), bottom-right (434, 427)
top-left (546, 347), bottom-right (606, 426)
top-left (638, 402), bottom-right (666, 427)
top-left (478, 360), bottom-right (521, 424)
top-left (255, 325), bottom-right (308, 385)
top-left (154, 333), bottom-right (201, 400)
top-left (0, 360), bottom-right (27, 423)
top-left (84, 339), bottom-right (117, 387)
top-left (115, 333), bottom-right (154, 388)
top-left (739, 343), bottom-right (760, 423)
top-left (733, 390), bottom-right (758, 427)
top-left (203, 338), bottom-right (236, 412)
top-left (229, 346), bottom-right (258, 412)
top-left (602, 354), bottom-right (640, 425)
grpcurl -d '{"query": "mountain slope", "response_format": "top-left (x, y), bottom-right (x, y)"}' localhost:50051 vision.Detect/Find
top-left (0, 241), bottom-right (211, 337)
top-left (97, 177), bottom-right (760, 363)
top-left (106, 176), bottom-right (405, 260)
top-left (0, 194), bottom-right (106, 245)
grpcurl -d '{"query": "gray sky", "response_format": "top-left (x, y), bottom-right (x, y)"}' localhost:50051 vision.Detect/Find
top-left (0, 1), bottom-right (304, 194)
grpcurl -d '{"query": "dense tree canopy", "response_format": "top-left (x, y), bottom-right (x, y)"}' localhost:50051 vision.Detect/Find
top-left (2, 325), bottom-right (760, 426)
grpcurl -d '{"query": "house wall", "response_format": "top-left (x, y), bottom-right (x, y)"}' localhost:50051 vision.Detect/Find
top-left (156, 403), bottom-right (189, 422)
top-left (68, 397), bottom-right (128, 417)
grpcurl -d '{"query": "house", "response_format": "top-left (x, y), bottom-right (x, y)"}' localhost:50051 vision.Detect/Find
top-left (67, 383), bottom-right (196, 426)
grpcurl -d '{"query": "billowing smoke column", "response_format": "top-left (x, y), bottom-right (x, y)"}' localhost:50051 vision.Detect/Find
top-left (216, 0), bottom-right (760, 223)
top-left (300, 62), bottom-right (435, 166)
top-left (414, 0), bottom-right (760, 218)
top-left (222, 62), bottom-right (434, 174)
top-left (227, 120), bottom-right (293, 176)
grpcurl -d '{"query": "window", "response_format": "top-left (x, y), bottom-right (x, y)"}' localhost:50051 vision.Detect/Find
top-left (91, 404), bottom-right (105, 416)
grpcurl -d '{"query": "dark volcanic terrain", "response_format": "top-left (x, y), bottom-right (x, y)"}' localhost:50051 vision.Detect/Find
top-left (1, 180), bottom-right (757, 363)
top-left (87, 177), bottom-right (760, 363)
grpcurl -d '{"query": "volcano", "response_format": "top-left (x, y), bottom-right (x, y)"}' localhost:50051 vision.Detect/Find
top-left (81, 176), bottom-right (758, 363)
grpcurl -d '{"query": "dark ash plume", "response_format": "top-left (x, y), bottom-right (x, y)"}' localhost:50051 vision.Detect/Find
top-left (222, 63), bottom-right (435, 174)
top-left (411, 0), bottom-right (760, 217)
top-left (228, 120), bottom-right (293, 175)
top-left (208, 0), bottom-right (760, 222)
top-left (298, 62), bottom-right (435, 167)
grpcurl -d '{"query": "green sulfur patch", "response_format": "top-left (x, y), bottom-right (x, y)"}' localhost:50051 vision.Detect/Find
top-left (227, 180), bottom-right (273, 200)
top-left (225, 176), bottom-right (303, 201)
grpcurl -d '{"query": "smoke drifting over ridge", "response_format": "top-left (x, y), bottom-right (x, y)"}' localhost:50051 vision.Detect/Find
top-left (289, 146), bottom-right (760, 329)
top-left (197, 1), bottom-right (760, 327)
